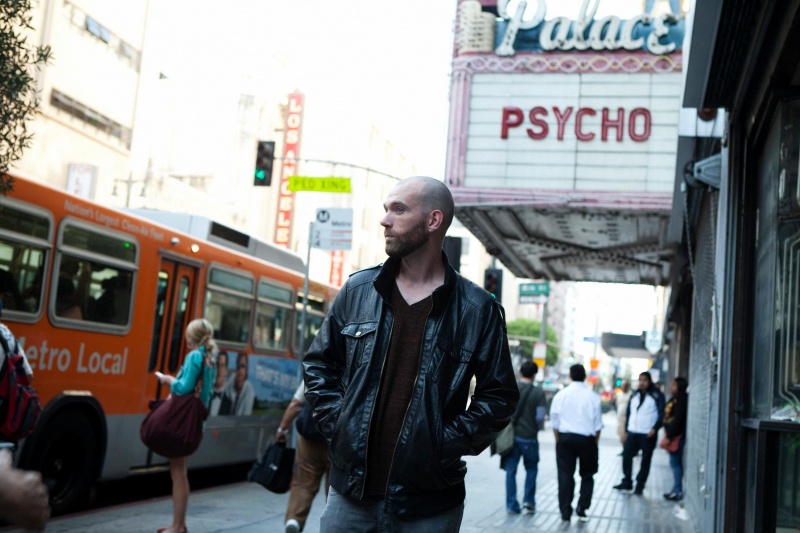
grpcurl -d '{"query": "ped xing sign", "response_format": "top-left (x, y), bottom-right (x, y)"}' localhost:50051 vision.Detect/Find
top-left (312, 208), bottom-right (352, 251)
top-left (288, 176), bottom-right (351, 193)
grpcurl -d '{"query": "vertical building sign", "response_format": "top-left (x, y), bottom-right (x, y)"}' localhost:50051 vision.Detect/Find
top-left (274, 92), bottom-right (304, 247)
top-left (330, 250), bottom-right (345, 287)
top-left (66, 164), bottom-right (97, 198)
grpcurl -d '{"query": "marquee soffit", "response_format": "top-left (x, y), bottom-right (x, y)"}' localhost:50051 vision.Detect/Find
top-left (453, 187), bottom-right (673, 285)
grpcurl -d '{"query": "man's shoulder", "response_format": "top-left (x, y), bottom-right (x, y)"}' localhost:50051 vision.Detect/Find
top-left (347, 264), bottom-right (381, 285)
top-left (531, 385), bottom-right (547, 404)
top-left (454, 274), bottom-right (495, 306)
top-left (0, 322), bottom-right (16, 351)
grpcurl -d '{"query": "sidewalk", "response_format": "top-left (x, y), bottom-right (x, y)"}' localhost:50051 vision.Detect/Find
top-left (3, 413), bottom-right (694, 532)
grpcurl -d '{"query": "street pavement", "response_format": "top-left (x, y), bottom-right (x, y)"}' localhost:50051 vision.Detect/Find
top-left (2, 413), bottom-right (694, 532)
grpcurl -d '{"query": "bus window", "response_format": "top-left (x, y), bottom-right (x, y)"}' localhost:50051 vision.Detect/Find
top-left (204, 266), bottom-right (254, 345)
top-left (54, 223), bottom-right (138, 327)
top-left (168, 276), bottom-right (190, 373)
top-left (0, 203), bottom-right (51, 315)
top-left (0, 239), bottom-right (45, 314)
top-left (295, 293), bottom-right (326, 355)
top-left (148, 271), bottom-right (169, 371)
top-left (253, 280), bottom-right (293, 352)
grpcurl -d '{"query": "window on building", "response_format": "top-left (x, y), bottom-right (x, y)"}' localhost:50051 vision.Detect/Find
top-left (67, 2), bottom-right (141, 70)
top-left (50, 89), bottom-right (133, 148)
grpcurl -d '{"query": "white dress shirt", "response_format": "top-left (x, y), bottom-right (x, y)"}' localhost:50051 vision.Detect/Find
top-left (550, 381), bottom-right (603, 437)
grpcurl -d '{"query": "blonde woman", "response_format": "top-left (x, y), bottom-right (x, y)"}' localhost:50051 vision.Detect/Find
top-left (155, 318), bottom-right (217, 533)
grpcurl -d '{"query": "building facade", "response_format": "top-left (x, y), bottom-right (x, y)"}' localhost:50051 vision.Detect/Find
top-left (668, 0), bottom-right (800, 530)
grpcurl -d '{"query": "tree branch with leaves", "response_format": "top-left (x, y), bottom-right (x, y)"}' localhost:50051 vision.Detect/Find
top-left (0, 0), bottom-right (51, 195)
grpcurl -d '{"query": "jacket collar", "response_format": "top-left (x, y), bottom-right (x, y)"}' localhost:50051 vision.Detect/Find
top-left (374, 251), bottom-right (457, 314)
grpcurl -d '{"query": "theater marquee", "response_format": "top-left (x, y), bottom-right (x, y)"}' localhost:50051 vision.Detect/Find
top-left (445, 0), bottom-right (687, 285)
top-left (447, 0), bottom-right (685, 194)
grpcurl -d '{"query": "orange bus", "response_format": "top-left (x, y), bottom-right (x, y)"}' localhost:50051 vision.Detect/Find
top-left (0, 175), bottom-right (339, 513)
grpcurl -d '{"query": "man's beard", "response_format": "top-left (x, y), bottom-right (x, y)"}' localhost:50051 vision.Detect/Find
top-left (385, 217), bottom-right (428, 258)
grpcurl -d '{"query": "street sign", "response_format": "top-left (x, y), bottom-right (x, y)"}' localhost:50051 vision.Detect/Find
top-left (645, 329), bottom-right (662, 355)
top-left (533, 342), bottom-right (547, 360)
top-left (288, 176), bottom-right (351, 193)
top-left (519, 281), bottom-right (550, 297)
top-left (312, 208), bottom-right (352, 250)
top-left (519, 294), bottom-right (547, 304)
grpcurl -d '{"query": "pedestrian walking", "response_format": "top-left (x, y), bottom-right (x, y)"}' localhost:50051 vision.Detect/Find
top-left (303, 176), bottom-right (519, 532)
top-left (615, 379), bottom-right (631, 452)
top-left (155, 318), bottom-right (217, 533)
top-left (613, 371), bottom-right (666, 495)
top-left (503, 360), bottom-right (548, 515)
top-left (550, 364), bottom-right (603, 523)
top-left (663, 377), bottom-right (688, 501)
top-left (277, 383), bottom-right (331, 533)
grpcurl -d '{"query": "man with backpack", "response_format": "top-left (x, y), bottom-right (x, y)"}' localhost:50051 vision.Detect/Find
top-left (0, 298), bottom-right (40, 445)
top-left (0, 300), bottom-right (48, 531)
top-left (503, 360), bottom-right (548, 515)
top-left (276, 383), bottom-right (330, 533)
top-left (613, 371), bottom-right (666, 495)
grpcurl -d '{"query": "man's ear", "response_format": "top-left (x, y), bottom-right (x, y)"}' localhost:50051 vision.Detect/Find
top-left (428, 210), bottom-right (444, 233)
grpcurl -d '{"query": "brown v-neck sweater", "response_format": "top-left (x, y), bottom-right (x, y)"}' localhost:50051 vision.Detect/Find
top-left (364, 284), bottom-right (433, 497)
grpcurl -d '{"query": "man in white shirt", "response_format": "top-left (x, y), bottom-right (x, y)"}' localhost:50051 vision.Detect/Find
top-left (550, 364), bottom-right (603, 523)
top-left (613, 371), bottom-right (665, 495)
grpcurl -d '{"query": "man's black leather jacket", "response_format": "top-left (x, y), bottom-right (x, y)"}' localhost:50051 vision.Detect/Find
top-left (303, 254), bottom-right (518, 519)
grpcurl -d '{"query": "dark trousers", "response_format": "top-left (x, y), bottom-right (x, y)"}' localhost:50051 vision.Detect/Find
top-left (555, 433), bottom-right (598, 518)
top-left (622, 432), bottom-right (657, 489)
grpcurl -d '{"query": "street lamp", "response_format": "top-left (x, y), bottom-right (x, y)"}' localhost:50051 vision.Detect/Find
top-left (112, 172), bottom-right (147, 207)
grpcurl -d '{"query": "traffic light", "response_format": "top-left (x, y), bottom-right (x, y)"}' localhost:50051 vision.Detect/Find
top-left (254, 140), bottom-right (275, 186)
top-left (483, 268), bottom-right (503, 303)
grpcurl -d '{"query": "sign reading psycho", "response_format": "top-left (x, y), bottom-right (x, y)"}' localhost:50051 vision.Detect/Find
top-left (447, 0), bottom-right (686, 194)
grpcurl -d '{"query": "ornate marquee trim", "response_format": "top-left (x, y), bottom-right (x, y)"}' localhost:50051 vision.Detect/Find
top-left (453, 51), bottom-right (682, 75)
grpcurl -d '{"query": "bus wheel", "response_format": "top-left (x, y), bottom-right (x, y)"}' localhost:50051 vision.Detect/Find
top-left (26, 411), bottom-right (99, 515)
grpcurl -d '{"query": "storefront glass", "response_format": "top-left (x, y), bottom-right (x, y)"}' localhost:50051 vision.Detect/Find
top-left (772, 100), bottom-right (800, 421)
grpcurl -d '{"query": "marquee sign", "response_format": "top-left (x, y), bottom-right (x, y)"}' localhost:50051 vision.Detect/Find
top-left (458, 0), bottom-right (685, 57)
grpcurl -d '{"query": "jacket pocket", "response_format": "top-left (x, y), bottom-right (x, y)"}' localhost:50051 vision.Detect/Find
top-left (341, 322), bottom-right (378, 368)
top-left (433, 344), bottom-right (473, 389)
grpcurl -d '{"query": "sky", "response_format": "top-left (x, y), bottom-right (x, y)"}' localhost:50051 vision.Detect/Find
top-left (146, 0), bottom-right (647, 178)
top-left (144, 0), bottom-right (663, 358)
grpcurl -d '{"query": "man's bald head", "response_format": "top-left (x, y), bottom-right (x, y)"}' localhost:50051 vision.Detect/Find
top-left (403, 176), bottom-right (455, 234)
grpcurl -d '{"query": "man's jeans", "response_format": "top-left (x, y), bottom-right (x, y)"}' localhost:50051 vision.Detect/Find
top-left (319, 486), bottom-right (464, 533)
top-left (504, 437), bottom-right (539, 512)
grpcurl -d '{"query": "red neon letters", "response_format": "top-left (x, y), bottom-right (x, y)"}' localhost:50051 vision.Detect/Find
top-left (500, 106), bottom-right (651, 142)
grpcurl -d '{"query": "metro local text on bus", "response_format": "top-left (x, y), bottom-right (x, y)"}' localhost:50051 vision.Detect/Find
top-left (501, 106), bottom-right (652, 142)
top-left (19, 337), bottom-right (129, 375)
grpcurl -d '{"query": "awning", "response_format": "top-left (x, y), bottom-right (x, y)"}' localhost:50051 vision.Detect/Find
top-left (453, 187), bottom-right (673, 285)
